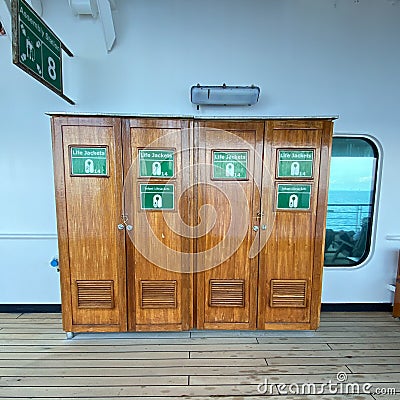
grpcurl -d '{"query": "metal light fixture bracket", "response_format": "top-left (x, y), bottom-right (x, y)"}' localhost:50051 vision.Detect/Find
top-left (190, 84), bottom-right (260, 109)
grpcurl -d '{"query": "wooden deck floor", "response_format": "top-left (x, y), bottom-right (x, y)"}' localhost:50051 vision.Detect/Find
top-left (0, 312), bottom-right (399, 399)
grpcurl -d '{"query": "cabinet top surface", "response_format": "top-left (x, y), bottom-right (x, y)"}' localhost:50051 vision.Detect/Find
top-left (47, 112), bottom-right (338, 120)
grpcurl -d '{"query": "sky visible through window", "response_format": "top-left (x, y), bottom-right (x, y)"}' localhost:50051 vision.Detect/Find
top-left (328, 157), bottom-right (375, 192)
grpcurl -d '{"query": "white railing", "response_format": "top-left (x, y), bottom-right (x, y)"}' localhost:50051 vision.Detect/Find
top-left (386, 235), bottom-right (400, 241)
top-left (0, 233), bottom-right (57, 240)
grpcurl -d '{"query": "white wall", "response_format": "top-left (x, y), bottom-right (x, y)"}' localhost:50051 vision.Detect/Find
top-left (0, 0), bottom-right (399, 304)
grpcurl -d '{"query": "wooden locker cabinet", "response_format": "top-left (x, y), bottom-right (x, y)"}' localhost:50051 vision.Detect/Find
top-left (258, 120), bottom-right (333, 330)
top-left (195, 120), bottom-right (264, 330)
top-left (51, 115), bottom-right (334, 333)
top-left (51, 117), bottom-right (127, 333)
top-left (123, 118), bottom-right (194, 332)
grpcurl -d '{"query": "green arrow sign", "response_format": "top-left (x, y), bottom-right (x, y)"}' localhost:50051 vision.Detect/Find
top-left (277, 150), bottom-right (314, 178)
top-left (12, 0), bottom-right (74, 104)
top-left (138, 149), bottom-right (174, 178)
top-left (70, 147), bottom-right (108, 176)
top-left (277, 184), bottom-right (312, 210)
top-left (213, 151), bottom-right (248, 180)
top-left (140, 184), bottom-right (175, 210)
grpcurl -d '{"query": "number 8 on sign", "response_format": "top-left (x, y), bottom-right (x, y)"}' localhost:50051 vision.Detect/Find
top-left (48, 56), bottom-right (57, 80)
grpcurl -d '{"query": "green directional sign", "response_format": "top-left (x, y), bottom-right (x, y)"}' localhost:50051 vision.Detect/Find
top-left (138, 149), bottom-right (174, 178)
top-left (140, 184), bottom-right (174, 210)
top-left (277, 150), bottom-right (314, 178)
top-left (70, 147), bottom-right (108, 176)
top-left (213, 151), bottom-right (248, 180)
top-left (277, 184), bottom-right (312, 210)
top-left (12, 0), bottom-right (74, 104)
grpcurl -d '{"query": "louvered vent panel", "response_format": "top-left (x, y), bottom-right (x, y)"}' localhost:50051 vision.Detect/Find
top-left (141, 280), bottom-right (177, 309)
top-left (270, 279), bottom-right (307, 308)
top-left (209, 280), bottom-right (245, 307)
top-left (76, 280), bottom-right (114, 309)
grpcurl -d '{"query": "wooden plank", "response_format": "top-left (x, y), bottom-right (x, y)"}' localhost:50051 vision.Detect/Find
top-left (0, 343), bottom-right (330, 353)
top-left (0, 336), bottom-right (396, 346)
top-left (321, 318), bottom-right (396, 322)
top-left (0, 333), bottom-right (67, 339)
top-left (321, 318), bottom-right (397, 324)
top-left (0, 355), bottom-right (264, 368)
top-left (0, 321), bottom-right (63, 326)
top-left (372, 396), bottom-right (400, 400)
top-left (0, 385), bottom-right (388, 397)
top-left (7, 346), bottom-right (400, 359)
top-left (0, 365), bottom-right (350, 377)
top-left (319, 321), bottom-right (399, 326)
top-left (320, 315), bottom-right (391, 319)
top-left (368, 382), bottom-right (400, 391)
top-left (317, 326), bottom-right (400, 332)
top-left (0, 384), bottom-right (275, 397)
top-left (0, 375), bottom-right (188, 386)
top-left (0, 397), bottom-right (377, 400)
top-left (349, 364), bottom-right (400, 374)
top-left (258, 336), bottom-right (400, 344)
top-left (191, 349), bottom-right (400, 359)
top-left (0, 327), bottom-right (64, 333)
top-left (0, 351), bottom-right (189, 360)
top-left (191, 330), bottom-right (400, 338)
top-left (0, 313), bottom-right (22, 319)
top-left (312, 331), bottom-right (400, 337)
top-left (268, 356), bottom-right (400, 366)
top-left (330, 343), bottom-right (400, 350)
top-left (190, 372), bottom-right (400, 385)
top-left (16, 313), bottom-right (62, 319)
top-left (0, 337), bottom-right (258, 346)
top-left (320, 312), bottom-right (391, 318)
top-left (74, 331), bottom-right (192, 339)
top-left (0, 336), bottom-right (391, 345)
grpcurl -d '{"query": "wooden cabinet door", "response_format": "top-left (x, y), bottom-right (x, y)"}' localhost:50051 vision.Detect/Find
top-left (123, 118), bottom-right (193, 331)
top-left (195, 121), bottom-right (264, 329)
top-left (257, 120), bottom-right (332, 330)
top-left (52, 117), bottom-right (127, 332)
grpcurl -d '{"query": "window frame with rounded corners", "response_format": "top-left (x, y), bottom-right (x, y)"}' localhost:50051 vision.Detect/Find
top-left (323, 134), bottom-right (381, 269)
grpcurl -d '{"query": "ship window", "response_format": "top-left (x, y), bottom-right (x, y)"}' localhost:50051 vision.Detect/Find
top-left (324, 137), bottom-right (379, 267)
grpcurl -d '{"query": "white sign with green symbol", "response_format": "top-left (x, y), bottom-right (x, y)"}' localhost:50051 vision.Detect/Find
top-left (278, 150), bottom-right (314, 178)
top-left (70, 147), bottom-right (108, 176)
top-left (213, 151), bottom-right (248, 180)
top-left (140, 184), bottom-right (174, 210)
top-left (139, 149), bottom-right (174, 178)
top-left (277, 184), bottom-right (312, 210)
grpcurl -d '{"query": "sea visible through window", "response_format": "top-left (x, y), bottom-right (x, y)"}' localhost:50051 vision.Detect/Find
top-left (324, 137), bottom-right (379, 267)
